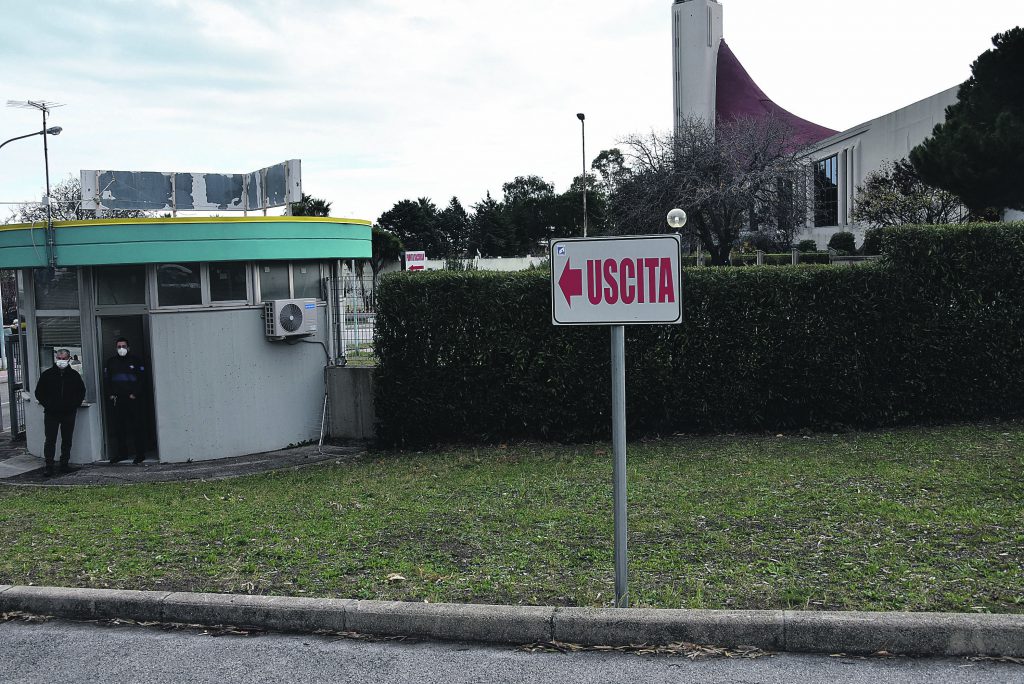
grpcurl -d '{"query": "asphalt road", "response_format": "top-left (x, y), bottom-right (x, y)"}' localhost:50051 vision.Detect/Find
top-left (1, 619), bottom-right (1020, 684)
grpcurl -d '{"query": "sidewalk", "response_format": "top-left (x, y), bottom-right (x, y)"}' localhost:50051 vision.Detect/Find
top-left (0, 431), bottom-right (364, 486)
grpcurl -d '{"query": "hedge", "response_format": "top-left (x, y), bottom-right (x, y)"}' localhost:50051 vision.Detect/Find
top-left (374, 222), bottom-right (1024, 445)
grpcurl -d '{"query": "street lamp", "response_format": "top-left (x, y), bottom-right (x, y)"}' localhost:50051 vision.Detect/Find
top-left (0, 126), bottom-right (62, 152)
top-left (7, 100), bottom-right (63, 268)
top-left (576, 112), bottom-right (587, 238)
top-left (666, 208), bottom-right (687, 229)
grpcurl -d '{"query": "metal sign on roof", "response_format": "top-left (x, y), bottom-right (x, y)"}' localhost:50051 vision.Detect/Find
top-left (80, 160), bottom-right (301, 213)
top-left (550, 234), bottom-right (683, 326)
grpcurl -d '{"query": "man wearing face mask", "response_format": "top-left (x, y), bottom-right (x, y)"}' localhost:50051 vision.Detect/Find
top-left (104, 337), bottom-right (148, 464)
top-left (34, 348), bottom-right (87, 477)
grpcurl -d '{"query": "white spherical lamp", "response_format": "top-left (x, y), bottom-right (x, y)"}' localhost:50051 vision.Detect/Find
top-left (666, 208), bottom-right (687, 229)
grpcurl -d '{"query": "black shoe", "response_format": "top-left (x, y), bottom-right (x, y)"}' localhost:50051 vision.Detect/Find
top-left (58, 463), bottom-right (77, 474)
top-left (133, 457), bottom-right (145, 464)
top-left (43, 466), bottom-right (54, 478)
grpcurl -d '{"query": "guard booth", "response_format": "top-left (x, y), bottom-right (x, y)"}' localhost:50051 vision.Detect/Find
top-left (0, 216), bottom-right (371, 464)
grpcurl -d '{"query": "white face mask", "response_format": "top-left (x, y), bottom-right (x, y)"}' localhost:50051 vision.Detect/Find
top-left (55, 359), bottom-right (70, 369)
top-left (117, 347), bottom-right (128, 357)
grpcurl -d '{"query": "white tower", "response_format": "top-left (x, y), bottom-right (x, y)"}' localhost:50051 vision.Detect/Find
top-left (672, 0), bottom-right (724, 129)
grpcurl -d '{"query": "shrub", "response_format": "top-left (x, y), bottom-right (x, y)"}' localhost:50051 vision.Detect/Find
top-left (827, 231), bottom-right (856, 253)
top-left (798, 239), bottom-right (818, 252)
top-left (374, 223), bottom-right (1024, 445)
top-left (860, 227), bottom-right (883, 255)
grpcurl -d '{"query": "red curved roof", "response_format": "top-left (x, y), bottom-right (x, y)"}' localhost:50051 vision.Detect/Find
top-left (716, 40), bottom-right (837, 147)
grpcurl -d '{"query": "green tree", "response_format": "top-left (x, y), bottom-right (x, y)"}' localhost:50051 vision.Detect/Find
top-left (376, 198), bottom-right (445, 256)
top-left (436, 196), bottom-right (471, 257)
top-left (852, 158), bottom-right (968, 228)
top-left (370, 226), bottom-right (404, 280)
top-left (910, 27), bottom-right (1024, 216)
top-left (551, 173), bottom-right (606, 238)
top-left (591, 148), bottom-right (629, 197)
top-left (501, 175), bottom-right (556, 255)
top-left (468, 192), bottom-right (514, 257)
top-left (289, 194), bottom-right (332, 217)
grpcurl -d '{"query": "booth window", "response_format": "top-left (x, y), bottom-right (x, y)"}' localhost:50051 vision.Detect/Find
top-left (36, 316), bottom-right (85, 396)
top-left (292, 261), bottom-right (322, 300)
top-left (210, 262), bottom-right (248, 302)
top-left (34, 267), bottom-right (79, 309)
top-left (33, 268), bottom-right (86, 393)
top-left (96, 265), bottom-right (147, 305)
top-left (260, 262), bottom-right (323, 301)
top-left (157, 263), bottom-right (202, 306)
top-left (259, 263), bottom-right (290, 301)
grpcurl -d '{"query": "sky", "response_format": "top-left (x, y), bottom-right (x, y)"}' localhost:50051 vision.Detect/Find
top-left (1, 0), bottom-right (1020, 223)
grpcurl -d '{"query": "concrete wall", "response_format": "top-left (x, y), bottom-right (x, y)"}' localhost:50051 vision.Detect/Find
top-left (149, 306), bottom-right (328, 462)
top-left (378, 256), bottom-right (547, 274)
top-left (326, 365), bottom-right (375, 442)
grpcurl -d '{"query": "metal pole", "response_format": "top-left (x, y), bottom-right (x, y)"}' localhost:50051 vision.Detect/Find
top-left (610, 324), bottom-right (628, 607)
top-left (577, 113), bottom-right (587, 238)
top-left (42, 109), bottom-right (55, 268)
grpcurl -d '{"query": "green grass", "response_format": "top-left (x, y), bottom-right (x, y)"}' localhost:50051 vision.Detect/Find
top-left (1, 422), bottom-right (1022, 612)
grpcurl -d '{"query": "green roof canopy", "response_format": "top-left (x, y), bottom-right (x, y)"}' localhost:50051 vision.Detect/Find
top-left (0, 216), bottom-right (372, 268)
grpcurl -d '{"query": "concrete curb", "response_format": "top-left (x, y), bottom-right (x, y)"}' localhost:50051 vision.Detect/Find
top-left (1, 586), bottom-right (1022, 657)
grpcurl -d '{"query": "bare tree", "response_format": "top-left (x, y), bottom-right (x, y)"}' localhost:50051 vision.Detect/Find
top-left (6, 175), bottom-right (150, 224)
top-left (610, 116), bottom-right (808, 265)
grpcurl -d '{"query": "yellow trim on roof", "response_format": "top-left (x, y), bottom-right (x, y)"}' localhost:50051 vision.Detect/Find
top-left (0, 216), bottom-right (372, 232)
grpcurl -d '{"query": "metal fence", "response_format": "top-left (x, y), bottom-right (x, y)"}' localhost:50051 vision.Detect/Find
top-left (6, 329), bottom-right (26, 438)
top-left (331, 272), bottom-right (377, 363)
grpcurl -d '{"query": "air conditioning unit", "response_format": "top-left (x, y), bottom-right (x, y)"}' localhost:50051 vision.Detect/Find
top-left (265, 298), bottom-right (318, 339)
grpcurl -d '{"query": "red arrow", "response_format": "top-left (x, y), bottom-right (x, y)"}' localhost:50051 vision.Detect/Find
top-left (558, 258), bottom-right (583, 306)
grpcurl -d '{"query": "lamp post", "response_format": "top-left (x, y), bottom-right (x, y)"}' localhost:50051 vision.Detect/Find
top-left (7, 100), bottom-right (63, 268)
top-left (576, 112), bottom-right (587, 238)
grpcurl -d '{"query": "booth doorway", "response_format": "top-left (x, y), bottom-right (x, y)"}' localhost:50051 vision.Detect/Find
top-left (97, 316), bottom-right (158, 462)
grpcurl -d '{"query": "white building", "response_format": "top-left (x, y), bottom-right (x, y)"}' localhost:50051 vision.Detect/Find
top-left (670, 0), bottom-right (1012, 248)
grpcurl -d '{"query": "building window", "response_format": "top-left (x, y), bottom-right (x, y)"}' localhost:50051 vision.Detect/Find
top-left (292, 262), bottom-right (322, 300)
top-left (259, 262), bottom-right (324, 301)
top-left (33, 268), bottom-right (79, 310)
top-left (813, 155), bottom-right (839, 227)
top-left (157, 263), bottom-right (202, 306)
top-left (96, 265), bottom-right (147, 305)
top-left (259, 263), bottom-right (290, 301)
top-left (210, 262), bottom-right (248, 302)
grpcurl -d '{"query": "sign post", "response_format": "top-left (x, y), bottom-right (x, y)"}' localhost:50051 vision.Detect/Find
top-left (551, 234), bottom-right (683, 608)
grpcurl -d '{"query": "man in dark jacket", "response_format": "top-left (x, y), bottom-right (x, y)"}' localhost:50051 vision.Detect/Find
top-left (34, 348), bottom-right (87, 476)
top-left (104, 337), bottom-right (148, 464)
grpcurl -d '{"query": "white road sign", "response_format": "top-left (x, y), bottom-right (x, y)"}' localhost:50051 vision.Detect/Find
top-left (550, 235), bottom-right (683, 325)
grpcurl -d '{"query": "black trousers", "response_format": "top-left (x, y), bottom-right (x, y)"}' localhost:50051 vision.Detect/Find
top-left (43, 412), bottom-right (77, 466)
top-left (111, 395), bottom-right (146, 460)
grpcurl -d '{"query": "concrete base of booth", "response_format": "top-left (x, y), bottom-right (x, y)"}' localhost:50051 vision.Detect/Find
top-left (327, 366), bottom-right (375, 442)
top-left (25, 401), bottom-right (104, 465)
